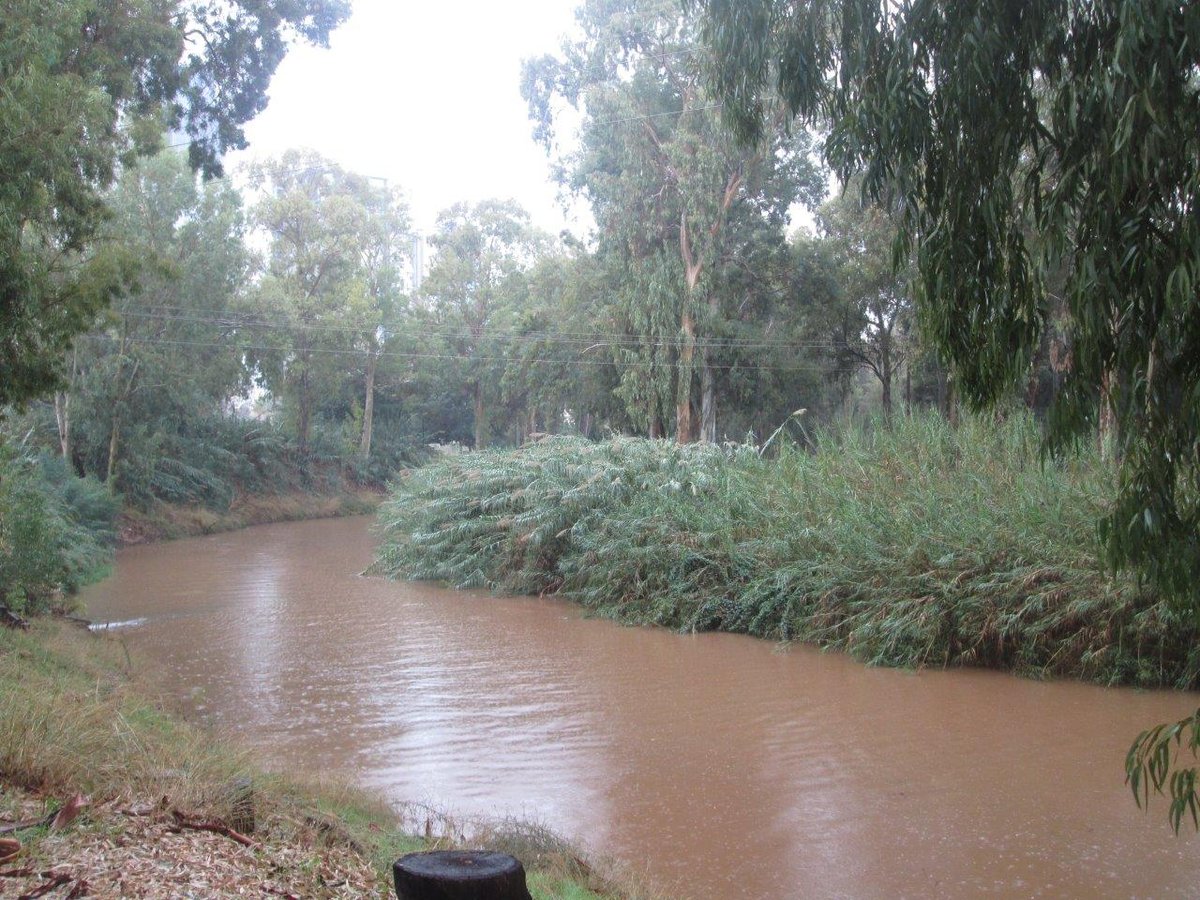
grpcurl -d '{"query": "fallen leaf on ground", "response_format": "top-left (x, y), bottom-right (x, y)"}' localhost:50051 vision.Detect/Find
top-left (50, 795), bottom-right (89, 832)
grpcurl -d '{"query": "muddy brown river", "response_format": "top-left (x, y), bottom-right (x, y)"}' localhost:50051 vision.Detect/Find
top-left (80, 516), bottom-right (1200, 898)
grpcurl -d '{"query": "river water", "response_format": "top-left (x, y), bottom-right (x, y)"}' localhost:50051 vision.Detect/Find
top-left (79, 516), bottom-right (1200, 898)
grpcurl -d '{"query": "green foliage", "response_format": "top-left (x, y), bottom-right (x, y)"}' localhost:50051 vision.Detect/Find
top-left (1126, 709), bottom-right (1200, 834)
top-left (697, 0), bottom-right (1200, 829)
top-left (697, 0), bottom-right (1200, 606)
top-left (246, 149), bottom-right (411, 452)
top-left (419, 199), bottom-right (550, 449)
top-left (0, 446), bottom-right (115, 613)
top-left (522, 0), bottom-right (827, 441)
top-left (808, 186), bottom-right (915, 416)
top-left (378, 414), bottom-right (1196, 687)
top-left (0, 0), bottom-right (350, 408)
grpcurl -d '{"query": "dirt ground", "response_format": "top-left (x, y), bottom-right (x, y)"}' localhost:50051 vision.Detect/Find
top-left (0, 786), bottom-right (384, 899)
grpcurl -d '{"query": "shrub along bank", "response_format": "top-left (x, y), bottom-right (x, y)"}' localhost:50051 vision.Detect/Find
top-left (0, 418), bottom-right (424, 614)
top-left (0, 447), bottom-right (118, 616)
top-left (375, 413), bottom-right (1199, 689)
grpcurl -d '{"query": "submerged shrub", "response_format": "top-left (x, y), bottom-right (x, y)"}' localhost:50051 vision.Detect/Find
top-left (377, 414), bottom-right (1199, 689)
top-left (0, 447), bottom-right (116, 612)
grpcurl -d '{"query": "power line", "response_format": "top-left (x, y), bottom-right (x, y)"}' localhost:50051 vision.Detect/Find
top-left (101, 307), bottom-right (848, 352)
top-left (584, 102), bottom-right (723, 129)
top-left (76, 332), bottom-right (839, 373)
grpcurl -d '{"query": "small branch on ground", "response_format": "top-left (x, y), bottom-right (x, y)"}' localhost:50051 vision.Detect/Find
top-left (0, 606), bottom-right (29, 630)
top-left (170, 810), bottom-right (257, 848)
top-left (17, 871), bottom-right (73, 898)
top-left (0, 813), bottom-right (54, 835)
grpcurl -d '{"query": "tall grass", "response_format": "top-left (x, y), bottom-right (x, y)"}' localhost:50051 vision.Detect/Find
top-left (376, 413), bottom-right (1200, 688)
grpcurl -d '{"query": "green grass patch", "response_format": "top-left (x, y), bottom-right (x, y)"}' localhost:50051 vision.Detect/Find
top-left (376, 413), bottom-right (1200, 688)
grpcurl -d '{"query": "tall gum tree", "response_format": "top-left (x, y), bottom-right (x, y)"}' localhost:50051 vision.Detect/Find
top-left (247, 151), bottom-right (409, 453)
top-left (420, 200), bottom-right (547, 450)
top-left (814, 187), bottom-right (913, 419)
top-left (0, 0), bottom-right (349, 409)
top-left (695, 0), bottom-right (1200, 828)
top-left (522, 0), bottom-right (824, 443)
top-left (68, 150), bottom-right (248, 489)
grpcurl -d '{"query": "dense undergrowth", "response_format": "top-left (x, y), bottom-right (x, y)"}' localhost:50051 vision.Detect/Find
top-left (0, 415), bottom-right (426, 611)
top-left (0, 447), bottom-right (118, 614)
top-left (376, 413), bottom-right (1200, 689)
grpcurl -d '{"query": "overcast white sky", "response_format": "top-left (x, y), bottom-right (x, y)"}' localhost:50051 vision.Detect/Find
top-left (226, 0), bottom-right (587, 238)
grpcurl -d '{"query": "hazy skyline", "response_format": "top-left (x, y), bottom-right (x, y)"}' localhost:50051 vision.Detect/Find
top-left (227, 0), bottom-right (588, 237)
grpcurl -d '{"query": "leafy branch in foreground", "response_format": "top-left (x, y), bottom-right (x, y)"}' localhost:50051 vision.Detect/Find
top-left (1127, 709), bottom-right (1200, 833)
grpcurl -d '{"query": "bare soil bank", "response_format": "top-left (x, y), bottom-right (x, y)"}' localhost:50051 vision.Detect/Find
top-left (118, 488), bottom-right (384, 545)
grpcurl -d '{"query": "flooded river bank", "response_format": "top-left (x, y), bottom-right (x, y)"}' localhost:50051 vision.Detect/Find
top-left (80, 516), bottom-right (1200, 898)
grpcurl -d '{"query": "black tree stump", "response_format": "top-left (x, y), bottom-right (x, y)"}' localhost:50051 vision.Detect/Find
top-left (393, 850), bottom-right (532, 900)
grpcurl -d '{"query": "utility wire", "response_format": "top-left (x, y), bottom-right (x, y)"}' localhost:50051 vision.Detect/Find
top-left (77, 332), bottom-right (838, 373)
top-left (103, 307), bottom-right (847, 352)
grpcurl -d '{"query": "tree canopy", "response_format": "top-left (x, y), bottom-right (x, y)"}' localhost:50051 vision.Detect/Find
top-left (0, 0), bottom-right (349, 408)
top-left (696, 0), bottom-right (1200, 606)
top-left (523, 0), bottom-right (825, 442)
top-left (420, 199), bottom-right (548, 450)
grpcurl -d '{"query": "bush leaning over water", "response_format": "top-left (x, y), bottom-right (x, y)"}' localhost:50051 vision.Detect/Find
top-left (376, 413), bottom-right (1199, 689)
top-left (0, 446), bottom-right (116, 615)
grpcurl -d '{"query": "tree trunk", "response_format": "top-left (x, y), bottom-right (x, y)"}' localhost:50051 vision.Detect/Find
top-left (905, 360), bottom-right (912, 416)
top-left (473, 380), bottom-right (486, 450)
top-left (944, 375), bottom-right (959, 427)
top-left (297, 365), bottom-right (311, 453)
top-left (54, 390), bottom-right (71, 459)
top-left (106, 413), bottom-right (120, 485)
top-left (700, 352), bottom-right (717, 443)
top-left (1098, 368), bottom-right (1116, 462)
top-left (676, 307), bottom-right (696, 444)
top-left (55, 348), bottom-right (77, 460)
top-left (360, 352), bottom-right (378, 458)
top-left (106, 340), bottom-right (138, 486)
top-left (699, 291), bottom-right (721, 443)
top-left (880, 336), bottom-right (893, 421)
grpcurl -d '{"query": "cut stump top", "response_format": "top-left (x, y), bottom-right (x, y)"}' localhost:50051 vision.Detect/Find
top-left (393, 850), bottom-right (532, 900)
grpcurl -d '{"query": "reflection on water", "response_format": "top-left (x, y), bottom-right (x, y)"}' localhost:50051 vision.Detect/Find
top-left (81, 516), bottom-right (1200, 898)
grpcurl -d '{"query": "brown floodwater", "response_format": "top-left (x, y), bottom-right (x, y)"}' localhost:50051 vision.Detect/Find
top-left (80, 516), bottom-right (1200, 898)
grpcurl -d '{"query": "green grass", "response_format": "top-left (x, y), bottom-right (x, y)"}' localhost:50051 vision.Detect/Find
top-left (376, 412), bottom-right (1200, 688)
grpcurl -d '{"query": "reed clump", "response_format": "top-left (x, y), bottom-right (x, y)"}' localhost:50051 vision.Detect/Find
top-left (376, 413), bottom-right (1200, 688)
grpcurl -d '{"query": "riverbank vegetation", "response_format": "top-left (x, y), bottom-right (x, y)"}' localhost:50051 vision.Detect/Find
top-left (3, 0), bottom-right (1199, 848)
top-left (0, 620), bottom-right (630, 898)
top-left (376, 413), bottom-right (1198, 690)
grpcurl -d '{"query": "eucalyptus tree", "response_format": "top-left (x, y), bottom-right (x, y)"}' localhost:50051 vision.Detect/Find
top-left (247, 151), bottom-right (410, 454)
top-left (420, 200), bottom-right (547, 450)
top-left (351, 182), bottom-right (411, 458)
top-left (0, 0), bottom-right (349, 409)
top-left (69, 151), bottom-right (249, 490)
top-left (499, 250), bottom-right (629, 442)
top-left (813, 189), bottom-right (913, 419)
top-left (522, 0), bottom-right (824, 443)
top-left (696, 0), bottom-right (1200, 825)
top-left (697, 0), bottom-right (1200, 601)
